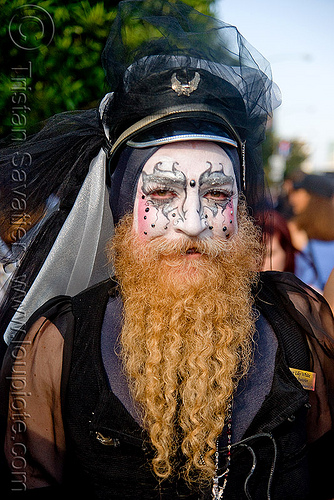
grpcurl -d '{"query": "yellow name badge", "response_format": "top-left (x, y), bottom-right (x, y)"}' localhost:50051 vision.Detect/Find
top-left (290, 368), bottom-right (316, 391)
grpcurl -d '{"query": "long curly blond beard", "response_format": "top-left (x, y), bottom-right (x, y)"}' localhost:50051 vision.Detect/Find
top-left (108, 200), bottom-right (263, 486)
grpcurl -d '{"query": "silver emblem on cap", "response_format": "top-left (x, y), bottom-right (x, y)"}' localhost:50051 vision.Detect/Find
top-left (171, 72), bottom-right (200, 96)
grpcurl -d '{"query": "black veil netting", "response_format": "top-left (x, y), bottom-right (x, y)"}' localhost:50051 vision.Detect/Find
top-left (101, 0), bottom-right (281, 208)
top-left (0, 0), bottom-right (280, 343)
top-left (0, 110), bottom-right (105, 341)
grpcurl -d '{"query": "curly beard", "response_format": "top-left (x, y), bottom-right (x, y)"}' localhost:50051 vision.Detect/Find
top-left (108, 200), bottom-right (263, 486)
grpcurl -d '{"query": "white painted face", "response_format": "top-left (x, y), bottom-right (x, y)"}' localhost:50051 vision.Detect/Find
top-left (132, 141), bottom-right (239, 242)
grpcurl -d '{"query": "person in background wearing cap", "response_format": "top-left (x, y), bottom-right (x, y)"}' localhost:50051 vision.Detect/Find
top-left (289, 173), bottom-right (334, 292)
top-left (1, 2), bottom-right (334, 499)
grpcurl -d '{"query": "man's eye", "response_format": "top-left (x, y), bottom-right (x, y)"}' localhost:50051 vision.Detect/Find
top-left (204, 190), bottom-right (230, 201)
top-left (150, 189), bottom-right (176, 199)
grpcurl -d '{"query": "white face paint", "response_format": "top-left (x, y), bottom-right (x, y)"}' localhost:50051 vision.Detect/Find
top-left (133, 141), bottom-right (239, 245)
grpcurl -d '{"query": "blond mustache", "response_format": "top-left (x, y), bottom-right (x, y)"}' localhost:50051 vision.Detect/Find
top-left (140, 234), bottom-right (235, 259)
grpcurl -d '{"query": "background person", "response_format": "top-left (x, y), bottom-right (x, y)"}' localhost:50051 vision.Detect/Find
top-left (288, 173), bottom-right (334, 291)
top-left (260, 210), bottom-right (297, 272)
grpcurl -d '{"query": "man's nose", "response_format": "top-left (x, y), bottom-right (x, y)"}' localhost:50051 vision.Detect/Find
top-left (175, 194), bottom-right (207, 237)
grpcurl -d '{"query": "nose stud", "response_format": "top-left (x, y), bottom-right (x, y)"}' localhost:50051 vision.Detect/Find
top-left (189, 180), bottom-right (196, 187)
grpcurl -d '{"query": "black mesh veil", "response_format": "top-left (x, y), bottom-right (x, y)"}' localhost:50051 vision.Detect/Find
top-left (0, 111), bottom-right (106, 341)
top-left (100, 0), bottom-right (281, 196)
top-left (0, 0), bottom-right (280, 342)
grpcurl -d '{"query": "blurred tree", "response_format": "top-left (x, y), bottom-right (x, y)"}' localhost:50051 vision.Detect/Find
top-left (262, 128), bottom-right (279, 178)
top-left (262, 128), bottom-right (309, 185)
top-left (285, 140), bottom-right (309, 177)
top-left (0, 0), bottom-right (216, 139)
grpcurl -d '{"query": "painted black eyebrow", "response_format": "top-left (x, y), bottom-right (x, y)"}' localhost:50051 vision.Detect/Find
top-left (199, 163), bottom-right (234, 188)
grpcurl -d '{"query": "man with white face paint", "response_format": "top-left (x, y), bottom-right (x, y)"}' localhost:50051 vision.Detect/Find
top-left (1, 1), bottom-right (334, 499)
top-left (133, 143), bottom-right (239, 242)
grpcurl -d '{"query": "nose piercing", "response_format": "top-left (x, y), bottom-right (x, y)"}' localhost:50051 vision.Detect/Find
top-left (189, 180), bottom-right (196, 187)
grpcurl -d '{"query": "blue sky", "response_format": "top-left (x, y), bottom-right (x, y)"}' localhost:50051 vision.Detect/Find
top-left (217, 0), bottom-right (334, 172)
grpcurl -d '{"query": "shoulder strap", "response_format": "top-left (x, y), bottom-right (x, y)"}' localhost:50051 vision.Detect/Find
top-left (60, 278), bottom-right (117, 412)
top-left (255, 272), bottom-right (310, 371)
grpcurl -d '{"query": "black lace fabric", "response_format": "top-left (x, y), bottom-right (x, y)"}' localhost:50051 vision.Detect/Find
top-left (2, 316), bottom-right (66, 488)
top-left (266, 271), bottom-right (334, 440)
